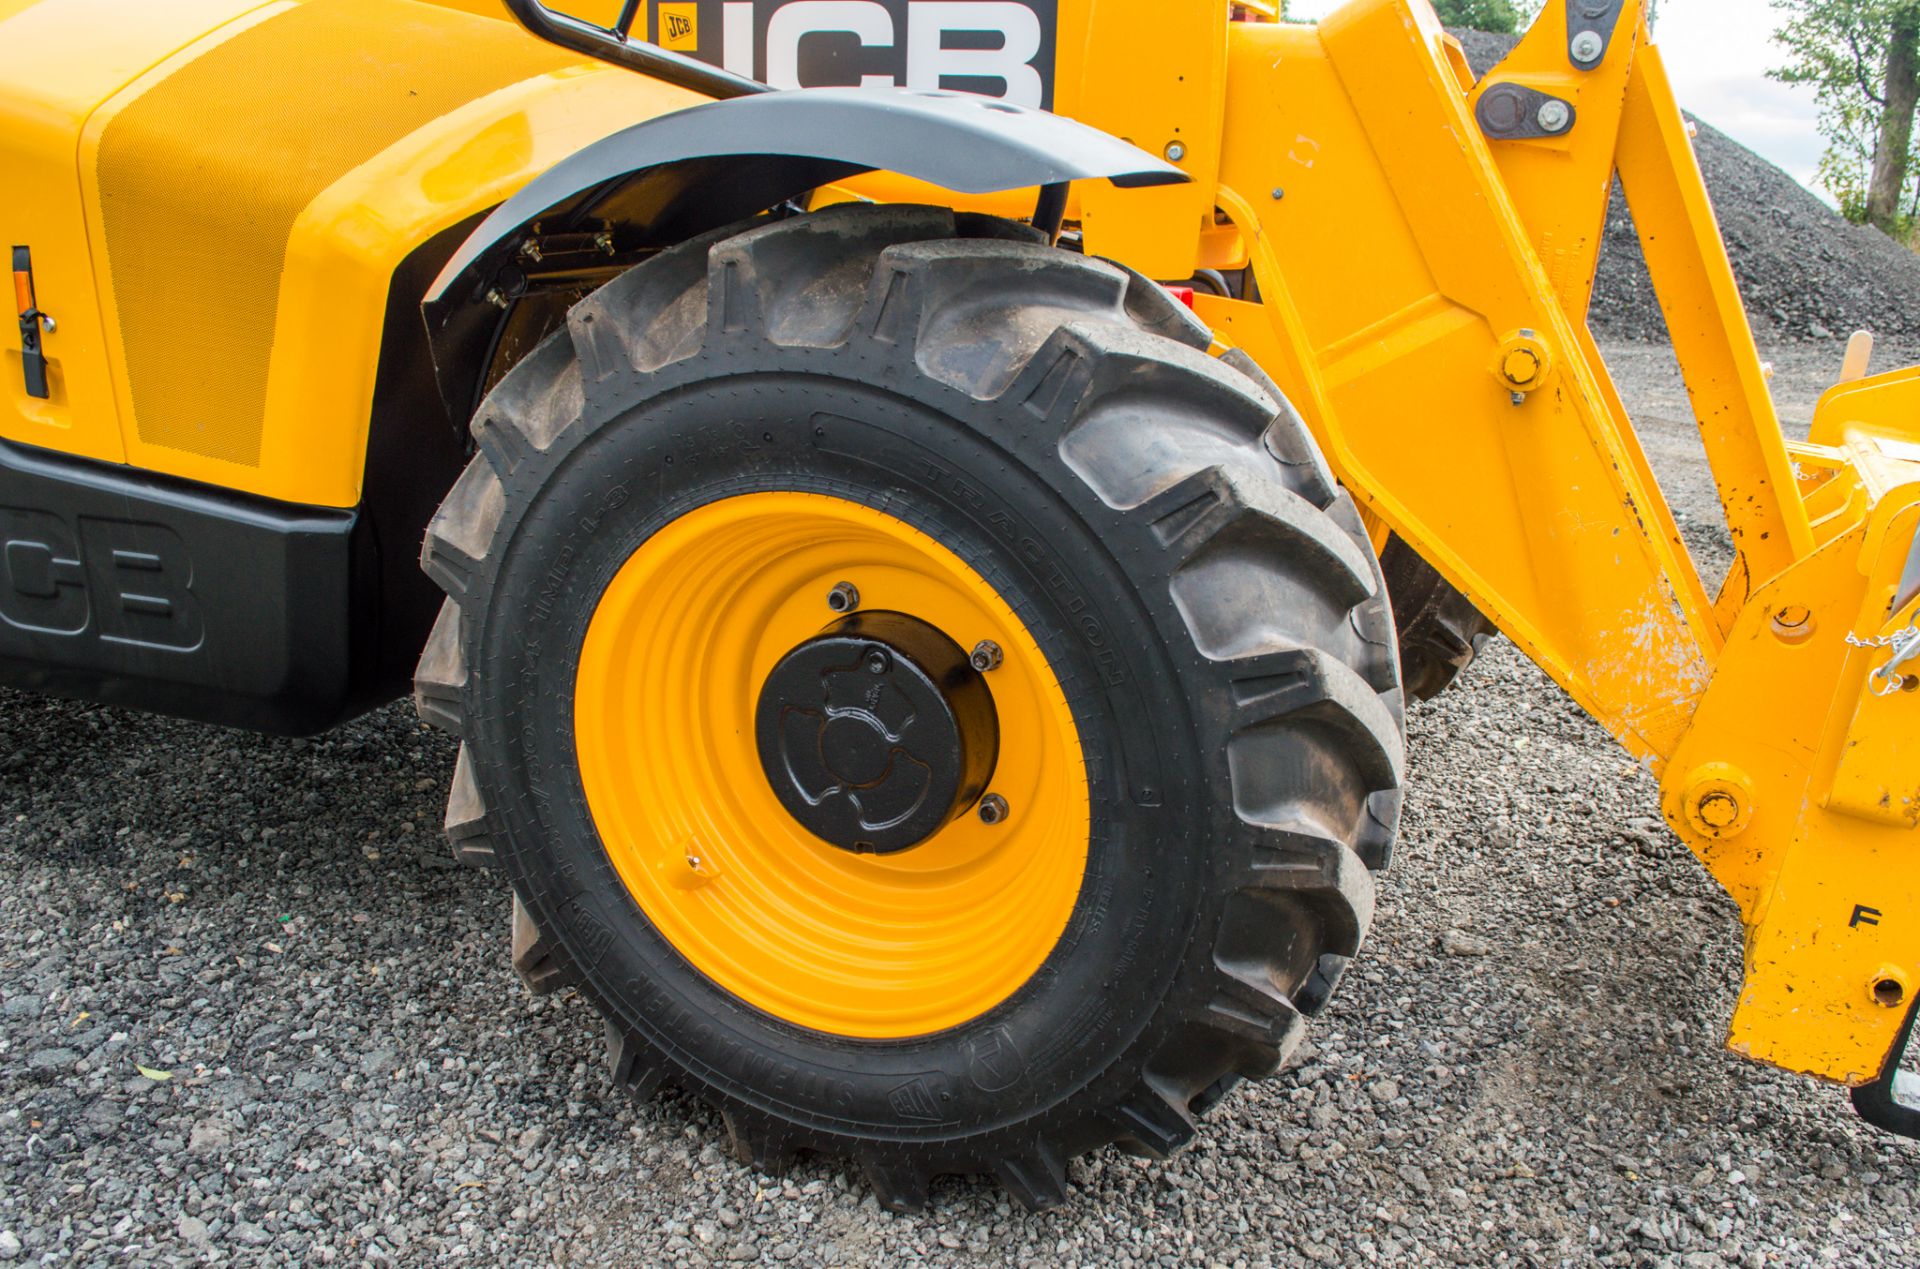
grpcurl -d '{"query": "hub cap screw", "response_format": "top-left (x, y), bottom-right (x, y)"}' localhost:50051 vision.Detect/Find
top-left (978, 793), bottom-right (1009, 826)
top-left (826, 581), bottom-right (860, 613)
top-left (969, 640), bottom-right (1003, 672)
top-left (864, 649), bottom-right (890, 675)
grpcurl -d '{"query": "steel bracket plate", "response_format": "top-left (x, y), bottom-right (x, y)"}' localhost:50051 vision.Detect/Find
top-left (1475, 82), bottom-right (1576, 141)
top-left (1566, 0), bottom-right (1628, 69)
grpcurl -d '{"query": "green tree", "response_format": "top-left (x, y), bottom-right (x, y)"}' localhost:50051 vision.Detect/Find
top-left (1771, 0), bottom-right (1920, 234)
top-left (1432, 0), bottom-right (1522, 33)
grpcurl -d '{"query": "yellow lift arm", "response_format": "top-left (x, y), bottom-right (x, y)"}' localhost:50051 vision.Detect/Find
top-left (1124, 0), bottom-right (1920, 1098)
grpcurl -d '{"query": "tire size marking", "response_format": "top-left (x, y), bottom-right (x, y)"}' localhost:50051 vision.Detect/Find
top-left (530, 546), bottom-right (576, 626)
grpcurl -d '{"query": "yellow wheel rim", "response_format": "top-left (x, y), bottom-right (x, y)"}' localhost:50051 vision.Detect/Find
top-left (574, 491), bottom-right (1090, 1038)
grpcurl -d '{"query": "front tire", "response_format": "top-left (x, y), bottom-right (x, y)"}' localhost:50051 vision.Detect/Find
top-left (415, 204), bottom-right (1405, 1210)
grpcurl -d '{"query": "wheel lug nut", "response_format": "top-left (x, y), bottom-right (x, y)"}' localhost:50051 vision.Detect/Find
top-left (969, 640), bottom-right (1003, 672)
top-left (826, 581), bottom-right (860, 613)
top-left (978, 793), bottom-right (1009, 825)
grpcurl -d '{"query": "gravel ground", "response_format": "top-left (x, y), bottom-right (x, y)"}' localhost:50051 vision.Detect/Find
top-left (2, 337), bottom-right (1916, 1267)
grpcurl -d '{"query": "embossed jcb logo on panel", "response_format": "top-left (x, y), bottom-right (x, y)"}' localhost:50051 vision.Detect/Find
top-left (0, 509), bottom-right (202, 651)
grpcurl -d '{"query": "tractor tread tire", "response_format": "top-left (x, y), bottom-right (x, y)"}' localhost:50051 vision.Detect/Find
top-left (1380, 533), bottom-right (1499, 702)
top-left (416, 204), bottom-right (1404, 1211)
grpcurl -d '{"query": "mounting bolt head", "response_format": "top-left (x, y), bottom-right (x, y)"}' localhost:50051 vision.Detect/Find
top-left (1492, 329), bottom-right (1552, 396)
top-left (1164, 140), bottom-right (1187, 162)
top-left (1502, 347), bottom-right (1543, 386)
top-left (978, 793), bottom-right (1010, 826)
top-left (969, 640), bottom-right (1003, 672)
top-left (1536, 99), bottom-right (1572, 133)
top-left (1569, 29), bottom-right (1605, 65)
top-left (826, 581), bottom-right (860, 613)
top-left (1675, 763), bottom-right (1756, 841)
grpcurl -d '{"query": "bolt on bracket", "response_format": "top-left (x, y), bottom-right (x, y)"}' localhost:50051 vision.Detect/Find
top-left (1566, 0), bottom-right (1627, 69)
top-left (1475, 82), bottom-right (1578, 141)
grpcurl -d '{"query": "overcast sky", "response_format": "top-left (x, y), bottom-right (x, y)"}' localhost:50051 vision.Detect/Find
top-left (1284, 0), bottom-right (1824, 192)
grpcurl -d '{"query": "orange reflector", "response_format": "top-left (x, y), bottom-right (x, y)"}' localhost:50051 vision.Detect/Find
top-left (11, 245), bottom-right (33, 316)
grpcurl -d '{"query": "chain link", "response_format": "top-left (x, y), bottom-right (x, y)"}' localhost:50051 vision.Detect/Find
top-left (1847, 616), bottom-right (1920, 697)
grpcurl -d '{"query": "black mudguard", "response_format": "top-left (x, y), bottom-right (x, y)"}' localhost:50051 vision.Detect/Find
top-left (421, 86), bottom-right (1184, 423)
top-left (427, 85), bottom-right (1181, 304)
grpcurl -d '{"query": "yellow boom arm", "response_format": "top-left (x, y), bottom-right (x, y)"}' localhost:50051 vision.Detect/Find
top-left (1104, 0), bottom-right (1920, 1091)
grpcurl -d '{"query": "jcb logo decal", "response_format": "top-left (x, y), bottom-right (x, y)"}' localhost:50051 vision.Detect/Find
top-left (654, 0), bottom-right (1059, 108)
top-left (659, 2), bottom-right (697, 49)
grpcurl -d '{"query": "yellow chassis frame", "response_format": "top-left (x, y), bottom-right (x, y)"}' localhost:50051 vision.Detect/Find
top-left (1078, 0), bottom-right (1920, 1087)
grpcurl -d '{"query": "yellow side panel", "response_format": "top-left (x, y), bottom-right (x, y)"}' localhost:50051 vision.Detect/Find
top-left (88, 0), bottom-right (570, 470)
top-left (73, 0), bottom-right (699, 506)
top-left (1207, 7), bottom-right (1719, 760)
top-left (0, 0), bottom-right (271, 463)
top-left (1066, 0), bottom-right (1227, 279)
top-left (821, 0), bottom-right (1229, 279)
top-left (260, 63), bottom-right (702, 506)
top-left (427, 0), bottom-right (623, 19)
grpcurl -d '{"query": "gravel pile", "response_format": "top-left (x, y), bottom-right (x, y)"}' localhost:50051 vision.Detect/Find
top-left (1, 343), bottom-right (1914, 1265)
top-left (1454, 30), bottom-right (1920, 342)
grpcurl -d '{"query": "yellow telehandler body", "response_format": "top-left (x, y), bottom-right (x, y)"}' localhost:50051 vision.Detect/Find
top-left (2, 0), bottom-right (1914, 1207)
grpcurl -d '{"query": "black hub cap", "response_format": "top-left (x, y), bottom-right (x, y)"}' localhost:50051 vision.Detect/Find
top-left (755, 611), bottom-right (999, 854)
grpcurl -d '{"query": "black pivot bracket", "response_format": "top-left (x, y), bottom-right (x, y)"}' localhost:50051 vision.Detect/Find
top-left (1566, 0), bottom-right (1628, 70)
top-left (1476, 83), bottom-right (1577, 141)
